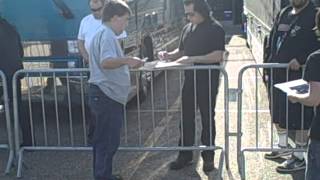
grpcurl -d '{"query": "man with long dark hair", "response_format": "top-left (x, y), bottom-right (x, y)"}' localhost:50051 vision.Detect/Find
top-left (158, 0), bottom-right (225, 172)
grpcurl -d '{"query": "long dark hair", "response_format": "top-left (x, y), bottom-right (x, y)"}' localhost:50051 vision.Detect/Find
top-left (183, 0), bottom-right (212, 20)
top-left (183, 0), bottom-right (221, 25)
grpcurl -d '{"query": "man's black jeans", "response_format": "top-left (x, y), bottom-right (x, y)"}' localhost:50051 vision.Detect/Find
top-left (178, 69), bottom-right (220, 162)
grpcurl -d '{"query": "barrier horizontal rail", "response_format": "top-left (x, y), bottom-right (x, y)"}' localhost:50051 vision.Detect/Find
top-left (12, 65), bottom-right (229, 180)
top-left (237, 63), bottom-right (308, 180)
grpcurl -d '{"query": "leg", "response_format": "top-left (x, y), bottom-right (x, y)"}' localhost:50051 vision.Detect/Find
top-left (87, 110), bottom-right (96, 146)
top-left (170, 71), bottom-right (195, 170)
top-left (178, 70), bottom-right (196, 160)
top-left (89, 85), bottom-right (123, 180)
top-left (16, 80), bottom-right (32, 146)
top-left (305, 139), bottom-right (320, 180)
top-left (198, 70), bottom-right (219, 163)
top-left (275, 131), bottom-right (308, 173)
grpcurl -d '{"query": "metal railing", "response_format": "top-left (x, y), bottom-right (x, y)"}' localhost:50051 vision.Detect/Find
top-left (237, 63), bottom-right (309, 179)
top-left (0, 71), bottom-right (15, 174)
top-left (12, 65), bottom-right (229, 179)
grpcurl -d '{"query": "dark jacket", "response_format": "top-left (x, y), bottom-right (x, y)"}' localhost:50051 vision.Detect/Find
top-left (265, 3), bottom-right (320, 64)
top-left (0, 17), bottom-right (24, 99)
top-left (264, 3), bottom-right (319, 130)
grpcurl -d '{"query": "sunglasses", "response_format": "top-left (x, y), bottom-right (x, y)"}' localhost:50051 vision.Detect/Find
top-left (185, 12), bottom-right (195, 17)
top-left (91, 6), bottom-right (103, 12)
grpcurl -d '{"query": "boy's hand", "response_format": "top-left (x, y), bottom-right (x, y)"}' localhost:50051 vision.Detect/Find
top-left (127, 57), bottom-right (144, 68)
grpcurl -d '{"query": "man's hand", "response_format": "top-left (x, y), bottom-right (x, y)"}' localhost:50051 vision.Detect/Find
top-left (288, 59), bottom-right (301, 71)
top-left (175, 56), bottom-right (193, 64)
top-left (158, 51), bottom-right (169, 61)
top-left (127, 57), bottom-right (144, 68)
top-left (288, 95), bottom-right (298, 103)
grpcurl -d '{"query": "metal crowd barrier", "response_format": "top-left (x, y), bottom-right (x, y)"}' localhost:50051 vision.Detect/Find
top-left (12, 65), bottom-right (229, 179)
top-left (0, 71), bottom-right (14, 174)
top-left (237, 63), bottom-right (308, 180)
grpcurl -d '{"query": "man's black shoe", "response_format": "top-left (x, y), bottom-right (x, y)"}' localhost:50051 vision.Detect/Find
top-left (203, 161), bottom-right (215, 172)
top-left (169, 157), bottom-right (192, 170)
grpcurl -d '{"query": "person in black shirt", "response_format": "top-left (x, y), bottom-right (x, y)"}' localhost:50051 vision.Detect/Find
top-left (0, 17), bottom-right (32, 146)
top-left (263, 0), bottom-right (320, 172)
top-left (288, 9), bottom-right (320, 180)
top-left (158, 0), bottom-right (225, 172)
top-left (139, 30), bottom-right (154, 62)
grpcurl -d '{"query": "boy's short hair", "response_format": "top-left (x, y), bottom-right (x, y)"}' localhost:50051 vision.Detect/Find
top-left (102, 0), bottom-right (131, 22)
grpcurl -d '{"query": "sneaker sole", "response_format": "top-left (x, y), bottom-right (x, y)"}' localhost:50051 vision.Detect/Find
top-left (276, 166), bottom-right (306, 173)
top-left (264, 152), bottom-right (292, 160)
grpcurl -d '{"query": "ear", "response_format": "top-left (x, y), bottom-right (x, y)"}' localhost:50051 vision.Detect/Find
top-left (110, 15), bottom-right (119, 23)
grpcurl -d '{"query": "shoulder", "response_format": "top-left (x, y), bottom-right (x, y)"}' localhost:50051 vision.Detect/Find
top-left (280, 6), bottom-right (292, 16)
top-left (207, 21), bottom-right (225, 35)
top-left (0, 18), bottom-right (18, 37)
top-left (0, 18), bottom-right (13, 31)
top-left (81, 14), bottom-right (94, 24)
top-left (98, 27), bottom-right (117, 43)
top-left (308, 49), bottom-right (320, 61)
top-left (300, 3), bottom-right (317, 23)
top-left (307, 50), bottom-right (320, 67)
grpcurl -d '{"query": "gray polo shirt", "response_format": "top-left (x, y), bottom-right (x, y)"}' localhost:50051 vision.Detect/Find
top-left (88, 25), bottom-right (130, 105)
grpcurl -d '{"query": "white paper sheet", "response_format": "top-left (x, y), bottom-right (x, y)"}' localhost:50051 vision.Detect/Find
top-left (274, 79), bottom-right (309, 95)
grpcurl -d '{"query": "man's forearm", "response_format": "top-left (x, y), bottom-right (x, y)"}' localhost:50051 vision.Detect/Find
top-left (191, 50), bottom-right (225, 64)
top-left (78, 40), bottom-right (89, 62)
top-left (101, 57), bottom-right (131, 69)
top-left (290, 82), bottom-right (320, 107)
top-left (168, 48), bottom-right (183, 61)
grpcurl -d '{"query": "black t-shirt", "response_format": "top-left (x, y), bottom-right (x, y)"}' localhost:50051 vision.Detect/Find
top-left (304, 49), bottom-right (320, 140)
top-left (178, 20), bottom-right (225, 65)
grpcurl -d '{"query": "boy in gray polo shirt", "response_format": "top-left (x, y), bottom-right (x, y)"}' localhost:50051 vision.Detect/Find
top-left (88, 1), bottom-right (144, 179)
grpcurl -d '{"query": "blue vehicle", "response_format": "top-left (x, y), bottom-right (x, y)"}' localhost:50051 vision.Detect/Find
top-left (0, 0), bottom-right (88, 40)
top-left (0, 0), bottom-right (184, 103)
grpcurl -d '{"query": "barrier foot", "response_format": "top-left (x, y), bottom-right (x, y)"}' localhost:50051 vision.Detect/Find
top-left (5, 150), bottom-right (14, 174)
top-left (217, 150), bottom-right (225, 180)
top-left (239, 151), bottom-right (246, 180)
top-left (225, 150), bottom-right (230, 170)
top-left (16, 149), bottom-right (24, 178)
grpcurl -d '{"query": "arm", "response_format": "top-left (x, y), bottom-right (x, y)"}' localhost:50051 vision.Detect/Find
top-left (158, 25), bottom-right (188, 61)
top-left (101, 57), bottom-right (143, 69)
top-left (176, 24), bottom-right (226, 64)
top-left (288, 81), bottom-right (320, 106)
top-left (167, 48), bottom-right (184, 61)
top-left (158, 48), bottom-right (184, 61)
top-left (77, 40), bottom-right (89, 63)
top-left (178, 50), bottom-right (225, 64)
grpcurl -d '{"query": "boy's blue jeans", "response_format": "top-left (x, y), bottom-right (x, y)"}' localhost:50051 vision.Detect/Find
top-left (88, 84), bottom-right (124, 180)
